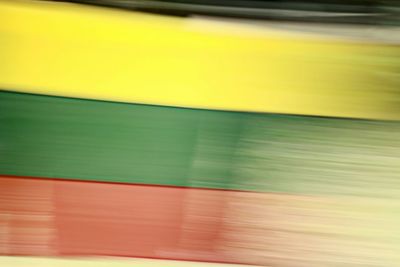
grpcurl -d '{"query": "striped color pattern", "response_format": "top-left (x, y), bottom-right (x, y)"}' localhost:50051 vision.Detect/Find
top-left (1, 0), bottom-right (400, 266)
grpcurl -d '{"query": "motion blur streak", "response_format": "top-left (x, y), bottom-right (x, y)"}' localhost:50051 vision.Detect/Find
top-left (1, 0), bottom-right (400, 266)
top-left (1, 0), bottom-right (400, 119)
top-left (0, 257), bottom-right (251, 267)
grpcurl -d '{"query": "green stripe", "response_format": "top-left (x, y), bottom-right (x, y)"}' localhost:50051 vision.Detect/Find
top-left (0, 90), bottom-right (243, 189)
top-left (1, 90), bottom-right (400, 194)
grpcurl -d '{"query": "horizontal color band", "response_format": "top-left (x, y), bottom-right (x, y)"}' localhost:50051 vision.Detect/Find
top-left (0, 257), bottom-right (249, 267)
top-left (0, 176), bottom-right (230, 262)
top-left (1, 0), bottom-right (399, 119)
top-left (2, 91), bottom-right (400, 194)
top-left (1, 176), bottom-right (399, 266)
top-left (0, 256), bottom-right (252, 267)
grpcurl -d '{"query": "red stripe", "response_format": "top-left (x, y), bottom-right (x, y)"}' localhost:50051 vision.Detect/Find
top-left (0, 174), bottom-right (252, 193)
top-left (0, 175), bottom-right (244, 264)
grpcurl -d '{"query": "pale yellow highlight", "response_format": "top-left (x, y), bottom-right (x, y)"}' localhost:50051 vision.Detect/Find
top-left (0, 0), bottom-right (399, 119)
top-left (0, 256), bottom-right (257, 267)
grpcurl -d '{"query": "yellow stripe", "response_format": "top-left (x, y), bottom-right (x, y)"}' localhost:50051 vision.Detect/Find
top-left (0, 0), bottom-right (399, 119)
top-left (0, 257), bottom-right (256, 267)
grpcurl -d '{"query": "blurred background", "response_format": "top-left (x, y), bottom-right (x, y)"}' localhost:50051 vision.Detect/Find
top-left (0, 0), bottom-right (400, 266)
top-left (63, 0), bottom-right (400, 24)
